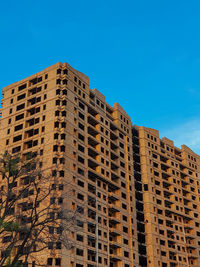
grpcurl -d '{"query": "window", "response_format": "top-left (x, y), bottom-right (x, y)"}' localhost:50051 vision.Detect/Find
top-left (123, 215), bottom-right (127, 221)
top-left (47, 258), bottom-right (53, 266)
top-left (48, 242), bottom-right (53, 249)
top-left (18, 83), bottom-right (27, 91)
top-left (56, 242), bottom-right (61, 249)
top-left (59, 170), bottom-right (64, 177)
top-left (123, 238), bottom-right (128, 245)
top-left (122, 203), bottom-right (127, 210)
top-left (55, 110), bottom-right (59, 117)
top-left (62, 79), bottom-right (67, 85)
top-left (79, 112), bottom-right (85, 120)
top-left (76, 248), bottom-right (84, 256)
top-left (63, 69), bottom-right (68, 74)
top-left (61, 122), bottom-right (66, 128)
top-left (55, 258), bottom-right (61, 266)
top-left (17, 93), bottom-right (26, 101)
top-left (61, 133), bottom-right (66, 140)
top-left (61, 111), bottom-right (66, 117)
top-left (15, 113), bottom-right (24, 121)
top-left (56, 100), bottom-right (60, 106)
top-left (123, 226), bottom-right (128, 233)
top-left (79, 102), bottom-right (85, 110)
top-left (16, 103), bottom-right (25, 111)
top-left (13, 135), bottom-right (22, 142)
top-left (77, 193), bottom-right (84, 200)
top-left (57, 69), bottom-right (61, 74)
top-left (12, 146), bottom-right (21, 153)
top-left (53, 145), bottom-right (58, 152)
top-left (78, 133), bottom-right (84, 142)
top-left (121, 192), bottom-right (126, 199)
top-left (144, 184), bottom-right (148, 191)
top-left (60, 145), bottom-right (65, 152)
top-left (78, 144), bottom-right (84, 152)
top-left (76, 234), bottom-right (84, 242)
top-left (78, 168), bottom-right (84, 176)
top-left (124, 251), bottom-right (129, 257)
top-left (78, 122), bottom-right (84, 131)
top-left (78, 156), bottom-right (84, 164)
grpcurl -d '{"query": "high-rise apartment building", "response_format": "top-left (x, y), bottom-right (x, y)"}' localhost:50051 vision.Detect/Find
top-left (132, 126), bottom-right (200, 267)
top-left (0, 62), bottom-right (199, 267)
top-left (0, 63), bottom-right (139, 267)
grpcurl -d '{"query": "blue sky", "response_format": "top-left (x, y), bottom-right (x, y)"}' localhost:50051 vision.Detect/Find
top-left (0, 0), bottom-right (200, 153)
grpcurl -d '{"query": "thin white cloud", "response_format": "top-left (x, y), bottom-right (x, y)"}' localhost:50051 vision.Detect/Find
top-left (160, 119), bottom-right (200, 155)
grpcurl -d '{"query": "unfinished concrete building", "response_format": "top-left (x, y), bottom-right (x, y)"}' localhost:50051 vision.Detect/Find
top-left (0, 62), bottom-right (200, 267)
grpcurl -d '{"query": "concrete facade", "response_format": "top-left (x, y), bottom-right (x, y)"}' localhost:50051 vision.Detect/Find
top-left (133, 126), bottom-right (200, 267)
top-left (0, 63), bottom-right (139, 267)
top-left (0, 62), bottom-right (199, 267)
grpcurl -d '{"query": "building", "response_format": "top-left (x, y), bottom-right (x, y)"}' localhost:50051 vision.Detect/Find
top-left (0, 63), bottom-right (139, 267)
top-left (132, 126), bottom-right (200, 267)
top-left (0, 62), bottom-right (199, 267)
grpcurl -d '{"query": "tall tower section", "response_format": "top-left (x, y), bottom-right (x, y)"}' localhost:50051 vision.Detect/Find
top-left (0, 63), bottom-right (139, 267)
top-left (133, 126), bottom-right (200, 267)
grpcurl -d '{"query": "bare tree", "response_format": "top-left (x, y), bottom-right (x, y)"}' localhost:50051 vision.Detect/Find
top-left (0, 152), bottom-right (79, 267)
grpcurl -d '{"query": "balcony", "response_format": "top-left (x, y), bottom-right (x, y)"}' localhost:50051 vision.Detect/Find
top-left (187, 249), bottom-right (198, 258)
top-left (111, 162), bottom-right (119, 173)
top-left (111, 151), bottom-right (119, 161)
top-left (88, 147), bottom-right (98, 161)
top-left (88, 106), bottom-right (98, 118)
top-left (88, 115), bottom-right (99, 127)
top-left (110, 141), bottom-right (118, 152)
top-left (88, 159), bottom-right (99, 172)
top-left (110, 239), bottom-right (121, 248)
top-left (88, 170), bottom-right (120, 191)
top-left (110, 122), bottom-right (118, 133)
top-left (27, 96), bottom-right (41, 106)
top-left (88, 126), bottom-right (99, 138)
top-left (108, 191), bottom-right (120, 201)
top-left (162, 172), bottom-right (171, 181)
top-left (110, 131), bottom-right (118, 142)
top-left (168, 240), bottom-right (176, 249)
top-left (162, 181), bottom-right (171, 190)
top-left (164, 190), bottom-right (173, 200)
top-left (109, 202), bottom-right (120, 213)
top-left (87, 249), bottom-right (96, 263)
top-left (109, 227), bottom-right (121, 236)
top-left (109, 214), bottom-right (120, 225)
top-left (111, 172), bottom-right (120, 185)
top-left (110, 248), bottom-right (122, 261)
top-left (88, 222), bottom-right (96, 234)
top-left (88, 235), bottom-right (96, 248)
top-left (88, 136), bottom-right (99, 149)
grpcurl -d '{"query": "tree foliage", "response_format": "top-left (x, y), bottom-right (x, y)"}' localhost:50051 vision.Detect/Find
top-left (0, 152), bottom-right (79, 266)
